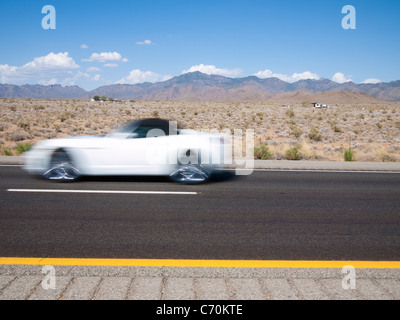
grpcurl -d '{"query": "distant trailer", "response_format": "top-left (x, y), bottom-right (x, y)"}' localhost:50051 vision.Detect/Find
top-left (312, 103), bottom-right (330, 108)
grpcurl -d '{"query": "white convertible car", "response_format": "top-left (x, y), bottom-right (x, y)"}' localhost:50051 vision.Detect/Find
top-left (23, 118), bottom-right (231, 183)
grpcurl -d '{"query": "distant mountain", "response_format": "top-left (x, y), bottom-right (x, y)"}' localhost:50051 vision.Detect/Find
top-left (0, 84), bottom-right (88, 99)
top-left (1, 72), bottom-right (400, 101)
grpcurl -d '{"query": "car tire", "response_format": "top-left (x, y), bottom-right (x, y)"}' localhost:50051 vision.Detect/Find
top-left (43, 149), bottom-right (81, 181)
top-left (169, 150), bottom-right (212, 184)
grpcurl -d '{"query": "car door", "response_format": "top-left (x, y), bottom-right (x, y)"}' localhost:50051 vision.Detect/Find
top-left (106, 124), bottom-right (172, 175)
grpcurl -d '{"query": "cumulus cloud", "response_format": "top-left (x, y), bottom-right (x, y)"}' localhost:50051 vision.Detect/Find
top-left (362, 78), bottom-right (381, 84)
top-left (80, 44), bottom-right (89, 49)
top-left (332, 72), bottom-right (352, 83)
top-left (0, 52), bottom-right (80, 85)
top-left (136, 40), bottom-right (152, 45)
top-left (57, 71), bottom-right (90, 87)
top-left (0, 65), bottom-right (18, 83)
top-left (23, 52), bottom-right (79, 71)
top-left (38, 78), bottom-right (58, 85)
top-left (117, 69), bottom-right (172, 84)
top-left (86, 66), bottom-right (101, 73)
top-left (254, 69), bottom-right (320, 83)
top-left (104, 63), bottom-right (118, 68)
top-left (182, 64), bottom-right (242, 77)
top-left (84, 52), bottom-right (128, 63)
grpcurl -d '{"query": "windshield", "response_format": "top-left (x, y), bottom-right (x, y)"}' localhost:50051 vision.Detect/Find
top-left (109, 118), bottom-right (179, 138)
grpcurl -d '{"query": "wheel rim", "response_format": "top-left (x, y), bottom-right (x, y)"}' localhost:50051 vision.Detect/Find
top-left (43, 151), bottom-right (80, 181)
top-left (170, 164), bottom-right (212, 183)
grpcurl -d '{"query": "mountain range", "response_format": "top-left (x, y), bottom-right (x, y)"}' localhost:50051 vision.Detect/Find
top-left (1, 71), bottom-right (400, 102)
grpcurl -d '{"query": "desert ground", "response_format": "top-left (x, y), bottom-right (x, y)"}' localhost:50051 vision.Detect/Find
top-left (0, 98), bottom-right (399, 162)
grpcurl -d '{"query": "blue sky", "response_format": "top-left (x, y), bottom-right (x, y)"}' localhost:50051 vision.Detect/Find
top-left (0, 0), bottom-right (399, 90)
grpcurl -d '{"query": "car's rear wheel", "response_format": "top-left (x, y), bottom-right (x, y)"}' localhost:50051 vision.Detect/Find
top-left (43, 149), bottom-right (80, 181)
top-left (169, 163), bottom-right (212, 183)
top-left (169, 150), bottom-right (212, 184)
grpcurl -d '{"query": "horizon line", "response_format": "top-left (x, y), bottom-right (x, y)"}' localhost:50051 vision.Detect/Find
top-left (0, 71), bottom-right (398, 91)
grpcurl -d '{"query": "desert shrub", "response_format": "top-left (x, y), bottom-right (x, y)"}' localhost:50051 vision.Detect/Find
top-left (254, 145), bottom-right (273, 160)
top-left (285, 109), bottom-right (295, 118)
top-left (289, 125), bottom-right (303, 138)
top-left (59, 110), bottom-right (75, 122)
top-left (1, 147), bottom-right (13, 156)
top-left (308, 127), bottom-right (323, 141)
top-left (332, 124), bottom-right (344, 133)
top-left (15, 143), bottom-right (31, 155)
top-left (8, 131), bottom-right (27, 142)
top-left (285, 147), bottom-right (301, 160)
top-left (344, 148), bottom-right (355, 161)
top-left (18, 120), bottom-right (30, 131)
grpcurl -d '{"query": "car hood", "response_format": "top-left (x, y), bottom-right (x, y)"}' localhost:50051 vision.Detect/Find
top-left (32, 135), bottom-right (106, 149)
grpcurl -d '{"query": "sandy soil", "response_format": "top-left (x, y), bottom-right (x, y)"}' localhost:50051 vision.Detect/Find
top-left (0, 98), bottom-right (399, 162)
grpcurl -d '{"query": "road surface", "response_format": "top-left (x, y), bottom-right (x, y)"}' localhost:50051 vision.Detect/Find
top-left (0, 166), bottom-right (398, 261)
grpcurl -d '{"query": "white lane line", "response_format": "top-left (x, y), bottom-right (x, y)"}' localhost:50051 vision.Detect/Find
top-left (7, 189), bottom-right (197, 195)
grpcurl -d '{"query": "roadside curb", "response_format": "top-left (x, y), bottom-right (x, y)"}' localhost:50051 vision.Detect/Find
top-left (0, 156), bottom-right (23, 165)
top-left (1, 265), bottom-right (399, 300)
top-left (252, 160), bottom-right (400, 172)
top-left (1, 264), bottom-right (399, 279)
top-left (1, 156), bottom-right (400, 171)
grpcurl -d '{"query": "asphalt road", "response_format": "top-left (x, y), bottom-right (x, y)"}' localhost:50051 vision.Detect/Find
top-left (0, 166), bottom-right (399, 261)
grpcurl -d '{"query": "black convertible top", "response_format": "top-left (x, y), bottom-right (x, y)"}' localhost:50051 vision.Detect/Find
top-left (119, 118), bottom-right (180, 136)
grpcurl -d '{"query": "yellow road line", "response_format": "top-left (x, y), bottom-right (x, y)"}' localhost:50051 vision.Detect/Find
top-left (1, 257), bottom-right (399, 269)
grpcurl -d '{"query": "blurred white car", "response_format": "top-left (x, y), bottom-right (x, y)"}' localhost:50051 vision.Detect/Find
top-left (23, 118), bottom-right (231, 183)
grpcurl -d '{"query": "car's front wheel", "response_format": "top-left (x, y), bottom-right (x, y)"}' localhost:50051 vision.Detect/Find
top-left (43, 149), bottom-right (81, 181)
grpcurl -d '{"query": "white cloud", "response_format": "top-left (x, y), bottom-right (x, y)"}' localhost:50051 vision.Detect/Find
top-left (117, 69), bottom-right (172, 84)
top-left (0, 52), bottom-right (80, 85)
top-left (254, 69), bottom-right (320, 83)
top-left (332, 72), bottom-right (352, 83)
top-left (136, 40), bottom-right (152, 45)
top-left (362, 78), bottom-right (381, 84)
top-left (86, 67), bottom-right (101, 73)
top-left (80, 44), bottom-right (89, 49)
top-left (38, 78), bottom-right (58, 85)
top-left (23, 52), bottom-right (79, 71)
top-left (58, 71), bottom-right (90, 87)
top-left (0, 65), bottom-right (17, 83)
top-left (182, 64), bottom-right (242, 77)
top-left (104, 63), bottom-right (118, 68)
top-left (84, 52), bottom-right (128, 63)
